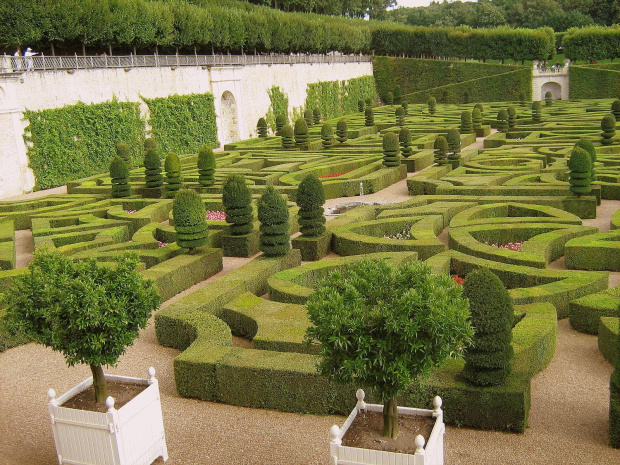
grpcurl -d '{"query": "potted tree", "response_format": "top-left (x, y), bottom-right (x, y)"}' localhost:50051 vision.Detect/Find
top-left (305, 259), bottom-right (472, 463)
top-left (3, 249), bottom-right (166, 465)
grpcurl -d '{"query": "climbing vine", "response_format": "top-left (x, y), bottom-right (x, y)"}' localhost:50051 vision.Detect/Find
top-left (143, 93), bottom-right (218, 154)
top-left (265, 86), bottom-right (290, 132)
top-left (305, 75), bottom-right (375, 119)
top-left (24, 98), bottom-right (144, 190)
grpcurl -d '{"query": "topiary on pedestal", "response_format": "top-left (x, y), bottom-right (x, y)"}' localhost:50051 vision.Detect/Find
top-left (472, 108), bottom-right (482, 129)
top-left (434, 135), bottom-right (448, 165)
top-left (336, 119), bottom-right (348, 144)
top-left (116, 142), bottom-right (132, 168)
top-left (313, 107), bottom-right (322, 125)
top-left (446, 128), bottom-right (461, 163)
top-left (575, 138), bottom-right (597, 182)
top-left (519, 91), bottom-right (527, 106)
top-left (257, 117), bottom-right (268, 138)
top-left (173, 188), bottom-right (209, 254)
top-left (601, 114), bottom-right (616, 146)
top-left (545, 91), bottom-right (553, 106)
top-left (296, 174), bottom-right (325, 237)
top-left (385, 91), bottom-right (394, 106)
top-left (401, 99), bottom-right (408, 115)
top-left (507, 106), bottom-right (517, 129)
top-left (612, 100), bottom-right (620, 121)
top-left (281, 124), bottom-right (295, 149)
top-left (321, 123), bottom-right (334, 149)
top-left (258, 185), bottom-right (290, 256)
top-left (358, 99), bottom-right (365, 112)
top-left (532, 101), bottom-right (542, 124)
top-left (197, 145), bottom-right (216, 186)
top-left (428, 97), bottom-right (436, 115)
top-left (460, 110), bottom-right (473, 134)
top-left (222, 174), bottom-right (253, 235)
top-left (304, 109), bottom-right (313, 126)
top-left (462, 268), bottom-right (514, 386)
top-left (143, 148), bottom-right (163, 188)
top-left (294, 118), bottom-right (309, 145)
top-left (395, 106), bottom-right (405, 126)
top-left (164, 152), bottom-right (182, 198)
top-left (382, 132), bottom-right (400, 167)
top-left (110, 156), bottom-right (131, 198)
top-left (399, 127), bottom-right (413, 158)
top-left (496, 109), bottom-right (509, 133)
top-left (365, 107), bottom-right (374, 127)
top-left (568, 146), bottom-right (592, 196)
top-left (275, 114), bottom-right (288, 136)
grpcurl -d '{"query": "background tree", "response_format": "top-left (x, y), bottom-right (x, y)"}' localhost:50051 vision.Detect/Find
top-left (399, 127), bottom-right (413, 158)
top-left (601, 114), bottom-right (617, 146)
top-left (336, 119), bottom-right (348, 144)
top-left (222, 174), bottom-right (254, 235)
top-left (257, 117), bottom-right (268, 138)
top-left (305, 259), bottom-right (472, 439)
top-left (434, 135), bottom-right (449, 165)
top-left (257, 185), bottom-right (290, 256)
top-left (164, 152), bottom-right (182, 198)
top-left (197, 145), bottom-right (216, 186)
top-left (296, 174), bottom-right (325, 237)
top-left (321, 123), bottom-right (334, 149)
top-left (143, 148), bottom-right (163, 188)
top-left (109, 156), bottom-right (131, 198)
top-left (173, 188), bottom-right (209, 253)
top-left (382, 132), bottom-right (400, 168)
top-left (4, 249), bottom-right (160, 403)
top-left (568, 146), bottom-right (592, 196)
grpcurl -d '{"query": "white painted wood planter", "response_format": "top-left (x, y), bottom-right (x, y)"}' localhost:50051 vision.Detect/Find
top-left (330, 390), bottom-right (445, 465)
top-left (47, 367), bottom-right (168, 465)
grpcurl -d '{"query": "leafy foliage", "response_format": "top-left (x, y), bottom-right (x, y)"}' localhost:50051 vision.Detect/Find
top-left (116, 142), bottom-right (132, 168)
top-left (280, 124), bottom-right (295, 149)
top-left (257, 185), bottom-right (290, 256)
top-left (266, 86), bottom-right (289, 132)
top-left (460, 110), bottom-right (473, 134)
top-left (446, 128), bottom-right (461, 160)
top-left (496, 109), bottom-right (509, 133)
top-left (305, 76), bottom-right (376, 121)
top-left (575, 139), bottom-right (597, 182)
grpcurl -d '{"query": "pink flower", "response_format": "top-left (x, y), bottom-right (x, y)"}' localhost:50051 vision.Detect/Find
top-left (158, 241), bottom-right (168, 248)
top-left (124, 209), bottom-right (137, 214)
top-left (206, 210), bottom-right (227, 221)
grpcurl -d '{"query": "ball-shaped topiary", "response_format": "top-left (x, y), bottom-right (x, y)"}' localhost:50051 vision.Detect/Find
top-left (109, 156), bottom-right (131, 198)
top-left (164, 152), bottom-right (183, 198)
top-left (336, 119), bottom-right (348, 144)
top-left (385, 91), bottom-right (394, 106)
top-left (275, 114), bottom-right (288, 136)
top-left (257, 117), bottom-right (268, 138)
top-left (545, 91), bottom-right (553, 106)
top-left (462, 268), bottom-right (514, 386)
top-left (460, 110), bottom-right (473, 134)
top-left (144, 137), bottom-right (157, 152)
top-left (601, 113), bottom-right (617, 146)
top-left (507, 106), bottom-right (517, 129)
top-left (303, 108), bottom-right (313, 126)
top-left (575, 138), bottom-right (597, 182)
top-left (519, 91), bottom-right (527, 106)
top-left (532, 101), bottom-right (542, 124)
top-left (364, 108), bottom-right (374, 127)
top-left (399, 127), bottom-right (413, 158)
top-left (382, 132), bottom-right (400, 167)
top-left (395, 106), bottom-right (405, 126)
top-left (358, 99), bottom-right (365, 112)
top-left (116, 142), bottom-right (132, 168)
top-left (433, 136), bottom-right (448, 165)
top-left (568, 146), bottom-right (592, 196)
top-left (173, 188), bottom-right (209, 253)
top-left (427, 97), bottom-right (436, 115)
top-left (280, 124), bottom-right (295, 149)
top-left (258, 185), bottom-right (290, 256)
top-left (320, 123), bottom-right (334, 149)
top-left (143, 148), bottom-right (163, 188)
top-left (294, 118), bottom-right (309, 145)
top-left (222, 174), bottom-right (254, 236)
top-left (472, 108), bottom-right (482, 129)
top-left (446, 128), bottom-right (461, 161)
top-left (197, 145), bottom-right (216, 186)
top-left (296, 174), bottom-right (326, 237)
top-left (401, 99), bottom-right (409, 115)
top-left (496, 109), bottom-right (509, 133)
top-left (312, 107), bottom-right (321, 125)
top-left (612, 100), bottom-right (620, 121)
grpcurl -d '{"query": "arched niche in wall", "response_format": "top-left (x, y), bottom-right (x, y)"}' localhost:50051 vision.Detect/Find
top-left (221, 91), bottom-right (240, 145)
top-left (541, 81), bottom-right (562, 101)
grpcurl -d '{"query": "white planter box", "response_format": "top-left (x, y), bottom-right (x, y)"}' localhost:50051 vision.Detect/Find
top-left (330, 390), bottom-right (444, 465)
top-left (47, 367), bottom-right (168, 465)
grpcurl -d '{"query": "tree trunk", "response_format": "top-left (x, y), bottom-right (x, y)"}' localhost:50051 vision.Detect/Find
top-left (109, 45), bottom-right (113, 56)
top-left (90, 364), bottom-right (108, 403)
top-left (382, 397), bottom-right (399, 439)
top-left (82, 43), bottom-right (86, 57)
top-left (51, 42), bottom-right (55, 56)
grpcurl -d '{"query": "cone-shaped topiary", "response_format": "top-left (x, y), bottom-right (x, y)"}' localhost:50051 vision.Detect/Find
top-left (460, 110), bottom-right (473, 134)
top-left (519, 91), bottom-right (527, 106)
top-left (462, 90), bottom-right (470, 104)
top-left (496, 109), bottom-right (509, 133)
top-left (365, 108), bottom-right (374, 127)
top-left (303, 109), bottom-right (313, 126)
top-left (545, 91), bottom-right (553, 106)
top-left (358, 99), bottom-right (365, 112)
top-left (399, 127), bottom-right (413, 158)
top-left (575, 138), bottom-right (597, 182)
top-left (472, 108), bottom-right (482, 129)
top-left (393, 85), bottom-right (401, 104)
top-left (281, 124), bottom-right (295, 149)
top-left (610, 317), bottom-right (620, 447)
top-left (612, 100), bottom-right (620, 121)
top-left (296, 174), bottom-right (326, 237)
top-left (116, 142), bottom-right (132, 168)
top-left (365, 97), bottom-right (374, 109)
top-left (382, 132), bottom-right (400, 167)
top-left (144, 137), bottom-right (157, 152)
top-left (110, 156), bottom-right (131, 198)
top-left (222, 174), bottom-right (253, 236)
top-left (336, 119), bottom-right (348, 144)
top-left (462, 268), bottom-right (514, 386)
top-left (401, 99), bottom-right (408, 115)
top-left (173, 188), bottom-right (208, 253)
top-left (507, 106), bottom-right (517, 129)
top-left (395, 106), bottom-right (405, 126)
top-left (446, 128), bottom-right (461, 161)
top-left (385, 91), bottom-right (394, 106)
top-left (275, 114), bottom-right (288, 136)
top-left (434, 136), bottom-right (448, 165)
top-left (568, 146), bottom-right (592, 196)
top-left (601, 113), bottom-right (616, 146)
top-left (143, 148), bottom-right (163, 188)
top-left (164, 152), bottom-right (182, 198)
top-left (294, 118), bottom-right (309, 145)
top-left (428, 97), bottom-right (436, 115)
top-left (197, 145), bottom-right (216, 186)
top-left (257, 117), bottom-right (268, 137)
top-left (258, 185), bottom-right (290, 256)
top-left (532, 101), bottom-right (542, 124)
top-left (312, 107), bottom-right (321, 125)
top-left (321, 123), bottom-right (334, 149)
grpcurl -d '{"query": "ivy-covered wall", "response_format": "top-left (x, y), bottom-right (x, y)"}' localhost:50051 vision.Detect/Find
top-left (569, 66), bottom-right (620, 99)
top-left (265, 86), bottom-right (290, 131)
top-left (24, 99), bottom-right (144, 190)
top-left (305, 75), bottom-right (375, 120)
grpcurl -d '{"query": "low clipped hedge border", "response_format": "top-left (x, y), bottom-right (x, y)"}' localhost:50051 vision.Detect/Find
top-left (598, 317), bottom-right (619, 364)
top-left (570, 286), bottom-right (620, 335)
top-left (565, 230), bottom-right (620, 271)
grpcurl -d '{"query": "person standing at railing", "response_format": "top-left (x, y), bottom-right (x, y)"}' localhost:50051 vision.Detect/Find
top-left (24, 47), bottom-right (37, 71)
top-left (13, 47), bottom-right (22, 71)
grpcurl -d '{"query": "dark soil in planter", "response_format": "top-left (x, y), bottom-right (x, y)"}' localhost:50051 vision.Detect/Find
top-left (62, 382), bottom-right (147, 413)
top-left (342, 410), bottom-right (434, 454)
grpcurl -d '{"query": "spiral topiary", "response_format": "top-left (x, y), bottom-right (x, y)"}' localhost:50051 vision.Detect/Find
top-left (519, 91), bottom-right (527, 106)
top-left (399, 127), bottom-right (413, 158)
top-left (275, 114), bottom-right (288, 136)
top-left (303, 109), bottom-right (313, 126)
top-left (116, 142), bottom-right (132, 168)
top-left (532, 101), bottom-right (542, 124)
top-left (395, 106), bottom-right (405, 126)
top-left (109, 156), bottom-right (130, 198)
top-left (460, 110), bottom-right (473, 134)
top-left (173, 188), bottom-right (209, 253)
top-left (143, 148), bottom-right (163, 188)
top-left (462, 268), bottom-right (514, 386)
top-left (393, 85), bottom-right (402, 104)
top-left (612, 100), bottom-right (620, 121)
top-left (313, 107), bottom-right (322, 125)
top-left (280, 124), bottom-right (295, 149)
top-left (472, 108), bottom-right (482, 129)
top-left (365, 97), bottom-right (374, 109)
top-left (507, 106), bottom-right (517, 129)
top-left (197, 145), bottom-right (216, 186)
top-left (401, 99), bottom-right (409, 115)
top-left (358, 99), bottom-right (365, 113)
top-left (336, 119), bottom-right (348, 144)
top-left (496, 109), bottom-right (509, 133)
top-left (164, 152), bottom-right (182, 198)
top-left (321, 123), bottom-right (334, 149)
top-left (365, 107), bottom-right (375, 127)
top-left (296, 174), bottom-right (326, 237)
top-left (446, 128), bottom-right (461, 162)
top-left (257, 117), bottom-right (268, 138)
top-left (222, 174), bottom-right (253, 236)
top-left (294, 118), bottom-right (309, 145)
top-left (428, 97), bottom-right (436, 115)
top-left (601, 113), bottom-right (616, 146)
top-left (545, 91), bottom-right (553, 106)
top-left (575, 138), bottom-right (597, 183)
top-left (385, 91), bottom-right (394, 106)
top-left (258, 185), bottom-right (290, 256)
top-left (382, 132), bottom-right (400, 168)
top-left (568, 146), bottom-right (592, 196)
top-left (433, 136), bottom-right (448, 165)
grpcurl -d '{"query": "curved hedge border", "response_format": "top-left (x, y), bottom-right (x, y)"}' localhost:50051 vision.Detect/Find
top-left (569, 286), bottom-right (620, 335)
top-left (565, 230), bottom-right (620, 271)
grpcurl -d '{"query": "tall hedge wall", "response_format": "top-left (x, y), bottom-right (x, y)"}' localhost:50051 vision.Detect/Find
top-left (563, 27), bottom-right (620, 61)
top-left (305, 76), bottom-right (375, 120)
top-left (569, 67), bottom-right (620, 99)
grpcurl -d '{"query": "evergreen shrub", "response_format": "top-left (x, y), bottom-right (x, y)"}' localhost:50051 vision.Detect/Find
top-left (173, 188), bottom-right (209, 253)
top-left (395, 107), bottom-right (405, 126)
top-left (402, 100), bottom-right (409, 115)
top-left (296, 174), bottom-right (326, 237)
top-left (519, 91), bottom-right (527, 106)
top-left (497, 109), bottom-right (509, 133)
top-left (143, 148), bottom-right (163, 188)
top-left (304, 109), bottom-right (313, 126)
top-left (257, 117), bottom-right (268, 138)
top-left (222, 174), bottom-right (253, 236)
top-left (313, 107), bottom-right (321, 125)
top-left (446, 128), bottom-right (461, 161)
top-left (611, 315), bottom-right (620, 447)
top-left (393, 86), bottom-right (402, 104)
top-left (109, 156), bottom-right (130, 198)
top-left (144, 137), bottom-right (157, 152)
top-left (365, 98), bottom-right (374, 109)
top-left (612, 100), bottom-right (620, 120)
top-left (434, 136), bottom-right (448, 165)
top-left (382, 132), bottom-right (400, 167)
top-left (472, 108), bottom-right (482, 129)
top-left (164, 152), bottom-right (182, 198)
top-left (116, 142), bottom-right (131, 168)
top-left (385, 91), bottom-right (394, 106)
top-left (575, 139), bottom-right (597, 182)
top-left (460, 110), bottom-right (473, 134)
top-left (281, 125), bottom-right (295, 149)
top-left (601, 114), bottom-right (616, 146)
top-left (258, 186), bottom-right (290, 257)
top-left (428, 97), bottom-right (436, 115)
top-left (197, 145), bottom-right (216, 186)
top-left (365, 108), bottom-right (375, 127)
top-left (275, 114), bottom-right (288, 136)
top-left (336, 119), bottom-right (348, 144)
top-left (321, 123), bottom-right (334, 149)
top-left (532, 101), bottom-right (542, 124)
top-left (545, 91), bottom-right (553, 106)
top-left (358, 99), bottom-right (365, 112)
top-left (294, 118), bottom-right (309, 145)
top-left (507, 106), bottom-right (517, 129)
top-left (399, 127), bottom-right (413, 158)
top-left (568, 147), bottom-right (592, 196)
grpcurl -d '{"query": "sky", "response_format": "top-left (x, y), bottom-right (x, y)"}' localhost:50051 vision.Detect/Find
top-left (393, 0), bottom-right (476, 7)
